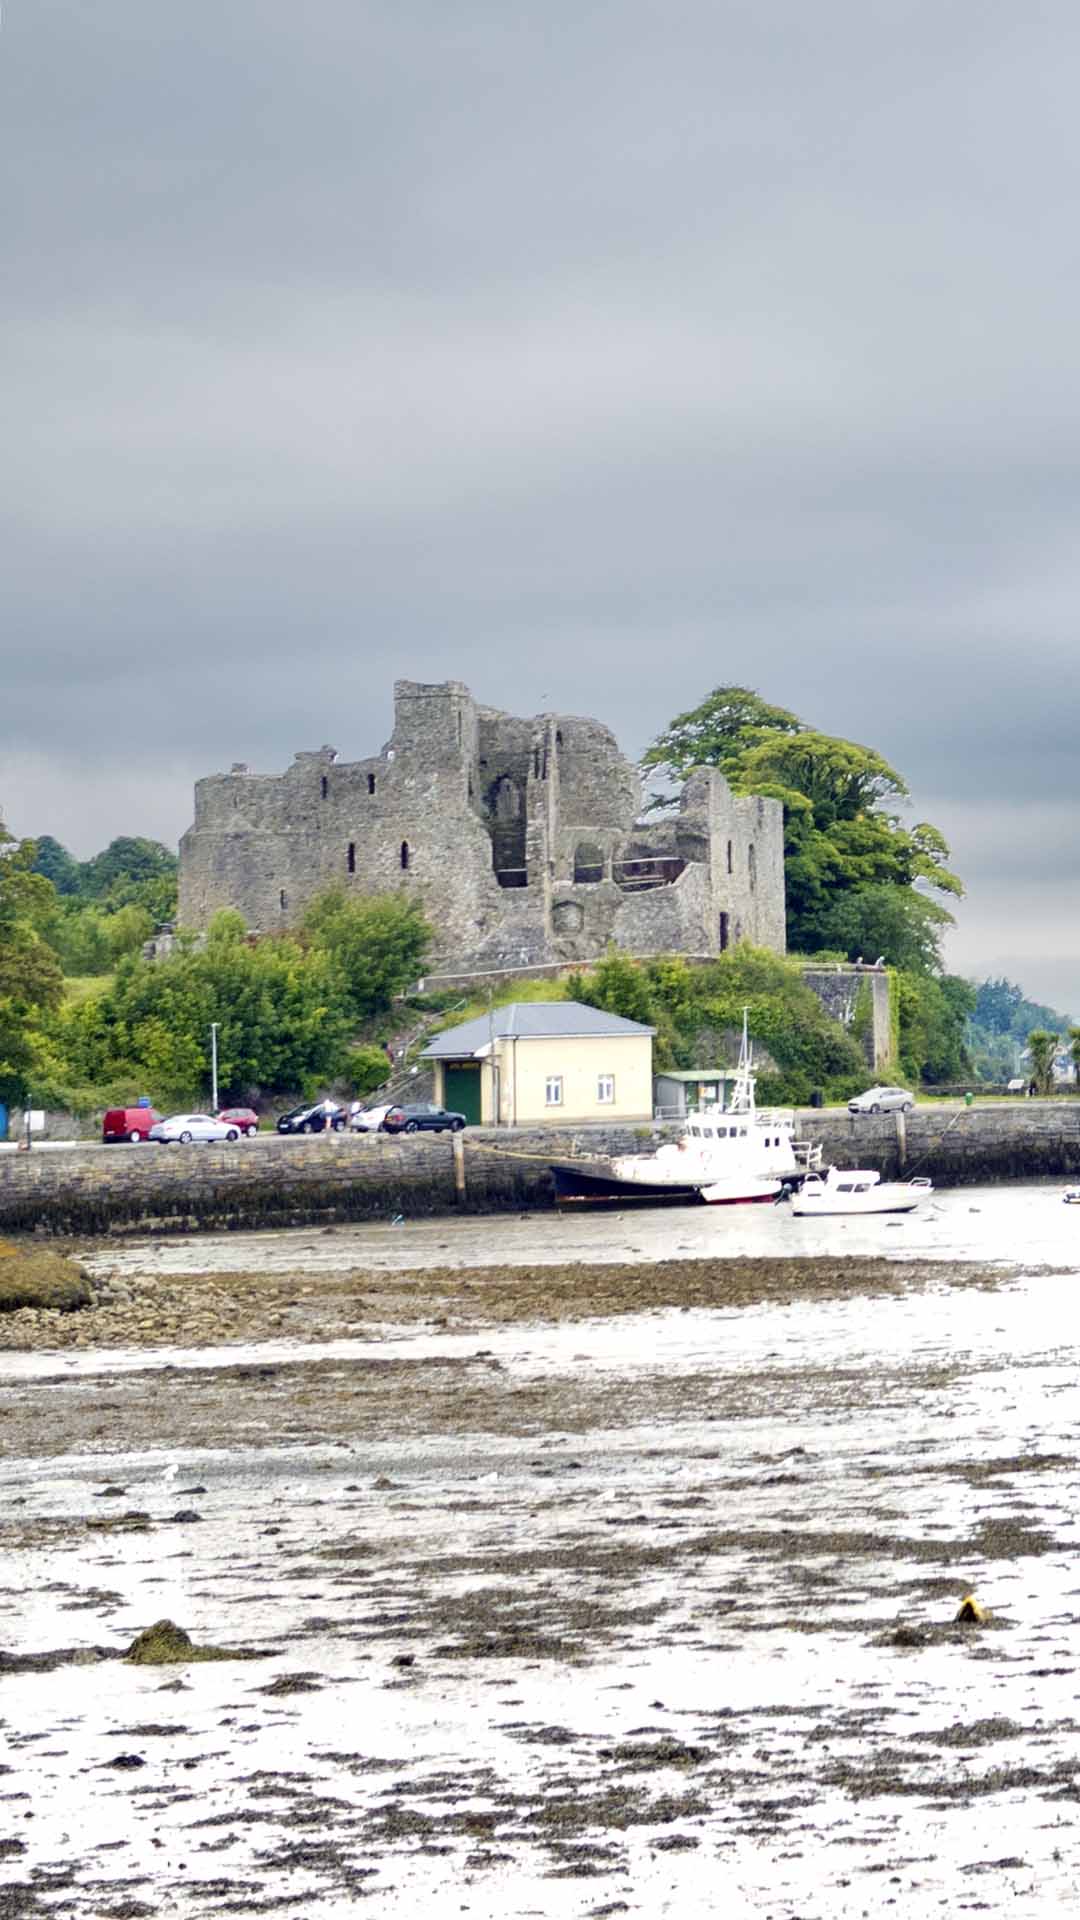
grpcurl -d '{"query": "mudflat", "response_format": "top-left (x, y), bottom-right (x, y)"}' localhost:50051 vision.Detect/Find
top-left (2, 1202), bottom-right (1079, 1916)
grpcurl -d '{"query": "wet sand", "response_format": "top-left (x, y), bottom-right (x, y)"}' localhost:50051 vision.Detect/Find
top-left (2, 1191), bottom-right (1080, 1915)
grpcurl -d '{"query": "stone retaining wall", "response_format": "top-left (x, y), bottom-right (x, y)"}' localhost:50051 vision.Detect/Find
top-left (804, 1103), bottom-right (1080, 1186)
top-left (3, 1105), bottom-right (1080, 1236)
top-left (0, 1125), bottom-right (652, 1236)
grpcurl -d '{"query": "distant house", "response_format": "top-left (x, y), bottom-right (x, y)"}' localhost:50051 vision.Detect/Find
top-left (421, 1002), bottom-right (655, 1127)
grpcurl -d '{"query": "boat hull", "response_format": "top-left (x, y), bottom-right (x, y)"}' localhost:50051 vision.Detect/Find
top-left (790, 1191), bottom-right (923, 1217)
top-left (550, 1161), bottom-right (783, 1207)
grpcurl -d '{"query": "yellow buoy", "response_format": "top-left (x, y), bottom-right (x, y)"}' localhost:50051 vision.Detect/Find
top-left (955, 1594), bottom-right (987, 1624)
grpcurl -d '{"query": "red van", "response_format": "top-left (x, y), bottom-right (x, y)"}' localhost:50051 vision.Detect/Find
top-left (103, 1106), bottom-right (161, 1145)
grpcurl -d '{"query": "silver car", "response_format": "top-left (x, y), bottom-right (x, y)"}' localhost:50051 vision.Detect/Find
top-left (847, 1085), bottom-right (915, 1115)
top-left (149, 1112), bottom-right (240, 1144)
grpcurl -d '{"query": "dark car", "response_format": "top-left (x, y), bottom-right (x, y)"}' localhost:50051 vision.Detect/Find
top-left (276, 1100), bottom-right (347, 1135)
top-left (215, 1106), bottom-right (260, 1137)
top-left (383, 1102), bottom-right (467, 1135)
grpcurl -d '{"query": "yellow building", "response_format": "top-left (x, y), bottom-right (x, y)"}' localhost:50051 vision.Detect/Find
top-left (421, 1002), bottom-right (655, 1127)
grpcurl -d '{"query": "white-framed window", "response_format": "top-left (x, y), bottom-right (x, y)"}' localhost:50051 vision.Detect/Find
top-left (545, 1075), bottom-right (563, 1107)
top-left (597, 1074), bottom-right (615, 1104)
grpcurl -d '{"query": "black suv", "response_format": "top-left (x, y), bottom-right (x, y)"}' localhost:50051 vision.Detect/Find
top-left (276, 1100), bottom-right (347, 1134)
top-left (383, 1103), bottom-right (467, 1135)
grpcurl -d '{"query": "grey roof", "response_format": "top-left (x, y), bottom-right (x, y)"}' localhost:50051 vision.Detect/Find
top-left (421, 1001), bottom-right (655, 1058)
top-left (655, 1068), bottom-right (738, 1082)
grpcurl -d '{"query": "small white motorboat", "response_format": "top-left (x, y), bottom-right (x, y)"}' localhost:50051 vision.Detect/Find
top-left (789, 1167), bottom-right (933, 1216)
top-left (1063, 1187), bottom-right (1080, 1205)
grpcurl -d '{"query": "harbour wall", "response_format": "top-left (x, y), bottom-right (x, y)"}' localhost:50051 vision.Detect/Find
top-left (2, 1105), bottom-right (1080, 1237)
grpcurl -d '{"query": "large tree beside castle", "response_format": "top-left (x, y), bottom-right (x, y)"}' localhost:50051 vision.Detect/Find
top-left (644, 687), bottom-right (963, 968)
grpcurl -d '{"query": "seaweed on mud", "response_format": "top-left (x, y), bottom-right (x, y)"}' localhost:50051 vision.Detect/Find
top-left (596, 1738), bottom-right (712, 1771)
top-left (822, 1755), bottom-right (1080, 1801)
top-left (915, 1717), bottom-right (1025, 1747)
top-left (0, 1644), bottom-right (115, 1676)
top-left (125, 1620), bottom-right (259, 1666)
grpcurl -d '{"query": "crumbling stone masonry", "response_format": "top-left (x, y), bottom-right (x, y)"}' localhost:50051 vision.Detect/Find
top-left (178, 680), bottom-right (786, 970)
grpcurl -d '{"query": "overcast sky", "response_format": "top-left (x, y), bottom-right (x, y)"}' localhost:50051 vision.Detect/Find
top-left (3, 2), bottom-right (1078, 1009)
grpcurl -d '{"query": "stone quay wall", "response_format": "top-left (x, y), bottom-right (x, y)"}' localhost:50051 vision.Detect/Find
top-left (803, 1102), bottom-right (1080, 1186)
top-left (2, 1105), bottom-right (1079, 1237)
top-left (0, 1127), bottom-right (651, 1237)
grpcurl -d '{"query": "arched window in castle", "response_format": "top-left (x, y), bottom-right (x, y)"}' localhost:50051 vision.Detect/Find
top-left (400, 841), bottom-right (410, 871)
top-left (368, 773), bottom-right (376, 795)
top-left (748, 845), bottom-right (757, 892)
top-left (279, 889), bottom-right (287, 911)
top-left (347, 842), bottom-right (356, 874)
top-left (492, 776), bottom-right (521, 819)
top-left (574, 840), bottom-right (604, 884)
top-left (321, 775), bottom-right (328, 800)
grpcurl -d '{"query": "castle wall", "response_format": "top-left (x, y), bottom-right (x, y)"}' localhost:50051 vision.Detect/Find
top-left (177, 679), bottom-right (787, 970)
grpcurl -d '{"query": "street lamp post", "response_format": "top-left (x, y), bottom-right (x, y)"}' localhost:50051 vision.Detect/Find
top-left (210, 1022), bottom-right (219, 1113)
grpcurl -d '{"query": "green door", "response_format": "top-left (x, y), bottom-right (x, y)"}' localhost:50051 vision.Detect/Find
top-left (444, 1063), bottom-right (483, 1125)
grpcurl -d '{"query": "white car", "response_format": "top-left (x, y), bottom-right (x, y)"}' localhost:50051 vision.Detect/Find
top-left (847, 1085), bottom-right (915, 1115)
top-left (149, 1113), bottom-right (240, 1144)
top-left (350, 1103), bottom-right (391, 1132)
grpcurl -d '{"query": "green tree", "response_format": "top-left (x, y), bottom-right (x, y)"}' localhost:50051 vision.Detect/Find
top-left (60, 936), bottom-right (354, 1108)
top-left (568, 946), bottom-right (868, 1103)
top-left (642, 687), bottom-right (802, 793)
top-left (812, 885), bottom-right (954, 975)
top-left (31, 834), bottom-right (82, 896)
top-left (642, 687), bottom-right (963, 963)
top-left (974, 977), bottom-right (1024, 1036)
top-left (1070, 1026), bottom-right (1080, 1087)
top-left (898, 973), bottom-right (975, 1085)
top-left (1026, 1029), bottom-right (1059, 1096)
top-left (566, 948), bottom-right (656, 1027)
top-left (81, 836), bottom-right (177, 901)
top-left (302, 891), bottom-right (432, 1024)
top-left (0, 823), bottom-right (65, 1102)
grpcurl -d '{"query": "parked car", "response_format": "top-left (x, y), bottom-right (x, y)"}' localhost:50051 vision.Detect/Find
top-left (215, 1106), bottom-right (260, 1136)
top-left (383, 1102), bottom-right (467, 1134)
top-left (149, 1113), bottom-right (240, 1144)
top-left (847, 1085), bottom-right (915, 1115)
top-left (350, 1103), bottom-right (391, 1132)
top-left (276, 1100), bottom-right (347, 1135)
top-left (102, 1106), bottom-right (162, 1144)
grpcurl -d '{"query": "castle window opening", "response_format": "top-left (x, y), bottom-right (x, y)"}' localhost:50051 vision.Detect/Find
top-left (748, 845), bottom-right (757, 892)
top-left (280, 889), bottom-right (287, 911)
top-left (321, 775), bottom-right (328, 799)
top-left (368, 773), bottom-right (376, 795)
top-left (400, 841), bottom-right (410, 871)
top-left (719, 911), bottom-right (730, 951)
top-left (488, 773), bottom-right (527, 887)
top-left (726, 839), bottom-right (733, 874)
top-left (574, 840), bottom-right (604, 884)
top-left (533, 747), bottom-right (540, 777)
top-left (347, 842), bottom-right (356, 874)
top-left (612, 854), bottom-right (685, 891)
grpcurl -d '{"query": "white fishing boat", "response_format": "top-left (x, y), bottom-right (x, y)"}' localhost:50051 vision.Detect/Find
top-left (550, 1016), bottom-right (821, 1206)
top-left (789, 1166), bottom-right (933, 1217)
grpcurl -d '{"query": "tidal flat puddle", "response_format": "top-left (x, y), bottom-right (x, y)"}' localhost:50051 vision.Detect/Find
top-left (2, 1221), bottom-right (1080, 1915)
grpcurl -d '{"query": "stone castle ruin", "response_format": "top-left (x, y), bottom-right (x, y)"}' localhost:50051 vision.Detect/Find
top-left (178, 679), bottom-right (786, 972)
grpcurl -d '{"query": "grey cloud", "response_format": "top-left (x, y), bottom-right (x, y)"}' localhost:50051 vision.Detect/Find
top-left (3, 0), bottom-right (1080, 1006)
